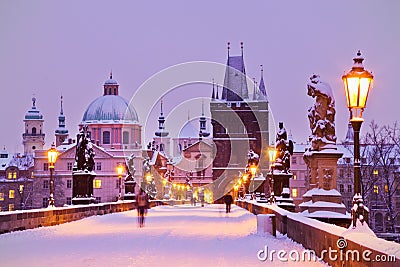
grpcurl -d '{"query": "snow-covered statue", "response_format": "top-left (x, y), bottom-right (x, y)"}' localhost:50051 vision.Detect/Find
top-left (307, 74), bottom-right (337, 151)
top-left (247, 150), bottom-right (259, 166)
top-left (74, 125), bottom-right (95, 172)
top-left (142, 157), bottom-right (151, 174)
top-left (274, 122), bottom-right (293, 173)
top-left (127, 154), bottom-right (136, 177)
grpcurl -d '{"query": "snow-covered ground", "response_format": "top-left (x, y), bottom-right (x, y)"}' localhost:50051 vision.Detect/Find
top-left (0, 204), bottom-right (327, 266)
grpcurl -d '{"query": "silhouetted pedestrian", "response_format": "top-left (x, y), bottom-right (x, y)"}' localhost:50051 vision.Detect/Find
top-left (136, 188), bottom-right (149, 227)
top-left (224, 192), bottom-right (233, 213)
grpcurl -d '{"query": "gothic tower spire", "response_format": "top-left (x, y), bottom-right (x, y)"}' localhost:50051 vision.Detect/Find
top-left (55, 95), bottom-right (69, 146)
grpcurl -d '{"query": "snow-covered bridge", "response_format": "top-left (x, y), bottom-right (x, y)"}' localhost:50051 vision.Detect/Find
top-left (0, 204), bottom-right (325, 266)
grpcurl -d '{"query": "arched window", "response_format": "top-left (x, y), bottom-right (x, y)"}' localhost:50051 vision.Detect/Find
top-left (103, 131), bottom-right (110, 144)
top-left (123, 131), bottom-right (129, 144)
top-left (32, 127), bottom-right (37, 135)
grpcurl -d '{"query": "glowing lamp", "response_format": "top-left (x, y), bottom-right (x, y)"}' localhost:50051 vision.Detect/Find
top-left (47, 144), bottom-right (59, 167)
top-left (268, 145), bottom-right (277, 164)
top-left (116, 165), bottom-right (124, 176)
top-left (342, 50), bottom-right (373, 120)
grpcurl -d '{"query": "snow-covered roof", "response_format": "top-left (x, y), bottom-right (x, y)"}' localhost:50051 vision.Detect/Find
top-left (82, 95), bottom-right (138, 123)
top-left (0, 153), bottom-right (33, 171)
top-left (302, 188), bottom-right (342, 197)
top-left (104, 78), bottom-right (118, 85)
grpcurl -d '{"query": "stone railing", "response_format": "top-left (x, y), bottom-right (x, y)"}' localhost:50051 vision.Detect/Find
top-left (236, 200), bottom-right (400, 267)
top-left (0, 199), bottom-right (182, 234)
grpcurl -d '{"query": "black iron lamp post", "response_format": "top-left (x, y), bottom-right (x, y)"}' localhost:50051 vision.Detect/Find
top-left (342, 50), bottom-right (373, 227)
top-left (47, 143), bottom-right (59, 207)
top-left (116, 164), bottom-right (124, 201)
top-left (268, 145), bottom-right (277, 204)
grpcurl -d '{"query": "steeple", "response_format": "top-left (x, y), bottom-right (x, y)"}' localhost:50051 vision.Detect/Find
top-left (211, 79), bottom-right (215, 100)
top-left (258, 64), bottom-right (268, 101)
top-left (252, 78), bottom-right (257, 101)
top-left (221, 42), bottom-right (249, 101)
top-left (199, 100), bottom-right (210, 139)
top-left (216, 84), bottom-right (219, 99)
top-left (55, 95), bottom-right (69, 146)
top-left (155, 99), bottom-right (169, 137)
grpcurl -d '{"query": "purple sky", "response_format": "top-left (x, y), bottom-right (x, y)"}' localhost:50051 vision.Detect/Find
top-left (1, 1), bottom-right (399, 153)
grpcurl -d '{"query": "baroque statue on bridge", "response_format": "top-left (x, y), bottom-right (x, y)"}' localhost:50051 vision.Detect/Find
top-left (274, 122), bottom-right (293, 173)
top-left (307, 74), bottom-right (337, 151)
top-left (74, 125), bottom-right (95, 172)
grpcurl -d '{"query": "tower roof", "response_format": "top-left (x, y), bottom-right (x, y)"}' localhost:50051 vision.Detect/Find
top-left (221, 42), bottom-right (248, 101)
top-left (257, 65), bottom-right (268, 101)
top-left (24, 97), bottom-right (43, 120)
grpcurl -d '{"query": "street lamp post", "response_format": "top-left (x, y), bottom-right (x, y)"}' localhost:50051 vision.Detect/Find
top-left (47, 143), bottom-right (59, 207)
top-left (268, 145), bottom-right (277, 204)
top-left (116, 164), bottom-right (124, 201)
top-left (342, 50), bottom-right (373, 227)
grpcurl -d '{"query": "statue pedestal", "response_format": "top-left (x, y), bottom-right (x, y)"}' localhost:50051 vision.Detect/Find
top-left (301, 150), bottom-right (351, 227)
top-left (72, 171), bottom-right (96, 205)
top-left (266, 171), bottom-right (295, 212)
top-left (124, 179), bottom-right (136, 200)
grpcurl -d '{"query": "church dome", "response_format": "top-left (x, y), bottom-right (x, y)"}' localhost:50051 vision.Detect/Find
top-left (104, 78), bottom-right (118, 85)
top-left (82, 95), bottom-right (138, 123)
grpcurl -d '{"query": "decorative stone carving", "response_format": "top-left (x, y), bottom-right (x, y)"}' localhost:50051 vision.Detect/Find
top-left (307, 74), bottom-right (337, 151)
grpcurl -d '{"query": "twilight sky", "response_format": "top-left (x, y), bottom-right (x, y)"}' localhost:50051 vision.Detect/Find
top-left (0, 0), bottom-right (399, 153)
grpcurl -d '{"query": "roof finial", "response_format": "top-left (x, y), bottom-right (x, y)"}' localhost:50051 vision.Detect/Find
top-left (241, 42), bottom-right (244, 56)
top-left (227, 42), bottom-right (230, 56)
top-left (110, 70), bottom-right (113, 79)
top-left (201, 99), bottom-right (205, 116)
top-left (216, 84), bottom-right (219, 99)
top-left (60, 95), bottom-right (64, 115)
top-left (32, 97), bottom-right (36, 108)
top-left (160, 98), bottom-right (164, 116)
top-left (253, 78), bottom-right (256, 100)
top-left (260, 64), bottom-right (263, 74)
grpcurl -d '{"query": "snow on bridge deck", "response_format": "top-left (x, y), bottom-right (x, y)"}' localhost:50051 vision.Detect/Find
top-left (0, 204), bottom-right (326, 266)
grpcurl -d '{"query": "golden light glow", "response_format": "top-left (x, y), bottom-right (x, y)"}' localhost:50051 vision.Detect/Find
top-left (373, 169), bottom-right (378, 175)
top-left (145, 174), bottom-right (152, 182)
top-left (384, 184), bottom-right (388, 193)
top-left (93, 179), bottom-right (102, 189)
top-left (116, 165), bottom-right (124, 176)
top-left (162, 179), bottom-right (167, 185)
top-left (373, 185), bottom-right (378, 194)
top-left (292, 188), bottom-right (298, 198)
top-left (47, 146), bottom-right (59, 165)
top-left (9, 189), bottom-right (15, 199)
top-left (249, 164), bottom-right (257, 176)
top-left (172, 183), bottom-right (177, 188)
top-left (242, 174), bottom-right (248, 181)
top-left (268, 145), bottom-right (277, 163)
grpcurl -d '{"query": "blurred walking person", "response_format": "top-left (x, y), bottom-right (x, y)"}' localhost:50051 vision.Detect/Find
top-left (224, 192), bottom-right (233, 213)
top-left (136, 188), bottom-right (149, 227)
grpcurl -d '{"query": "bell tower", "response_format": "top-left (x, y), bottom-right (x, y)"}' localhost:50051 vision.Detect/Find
top-left (23, 97), bottom-right (45, 154)
top-left (55, 95), bottom-right (69, 146)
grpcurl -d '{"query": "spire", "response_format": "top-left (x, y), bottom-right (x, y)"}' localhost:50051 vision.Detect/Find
top-left (55, 95), bottom-right (68, 146)
top-left (216, 84), bottom-right (219, 99)
top-left (258, 64), bottom-right (268, 100)
top-left (60, 95), bottom-right (64, 115)
top-left (155, 99), bottom-right (169, 137)
top-left (241, 42), bottom-right (244, 56)
top-left (110, 70), bottom-right (113, 79)
top-left (211, 79), bottom-right (215, 100)
top-left (227, 42), bottom-right (230, 57)
top-left (32, 97), bottom-right (36, 109)
top-left (199, 99), bottom-right (210, 138)
top-left (252, 78), bottom-right (257, 101)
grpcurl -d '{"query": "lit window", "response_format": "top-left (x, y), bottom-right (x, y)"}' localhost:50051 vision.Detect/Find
top-left (19, 185), bottom-right (24, 193)
top-left (8, 171), bottom-right (17, 179)
top-left (8, 204), bottom-right (14, 211)
top-left (374, 185), bottom-right (379, 194)
top-left (0, 192), bottom-right (4, 201)
top-left (93, 179), bottom-right (102, 189)
top-left (293, 174), bottom-right (297, 180)
top-left (292, 188), bottom-right (298, 198)
top-left (9, 190), bottom-right (15, 199)
top-left (384, 184), bottom-right (389, 193)
top-left (373, 170), bottom-right (378, 176)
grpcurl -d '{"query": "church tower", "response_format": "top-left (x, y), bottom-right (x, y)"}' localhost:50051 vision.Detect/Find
top-left (210, 43), bottom-right (270, 182)
top-left (55, 96), bottom-right (69, 146)
top-left (23, 97), bottom-right (45, 154)
top-left (153, 100), bottom-right (171, 155)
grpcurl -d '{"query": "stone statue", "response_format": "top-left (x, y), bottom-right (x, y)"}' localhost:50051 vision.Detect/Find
top-left (127, 154), bottom-right (136, 177)
top-left (307, 74), bottom-right (337, 151)
top-left (143, 157), bottom-right (151, 174)
top-left (74, 125), bottom-right (95, 172)
top-left (275, 122), bottom-right (293, 173)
